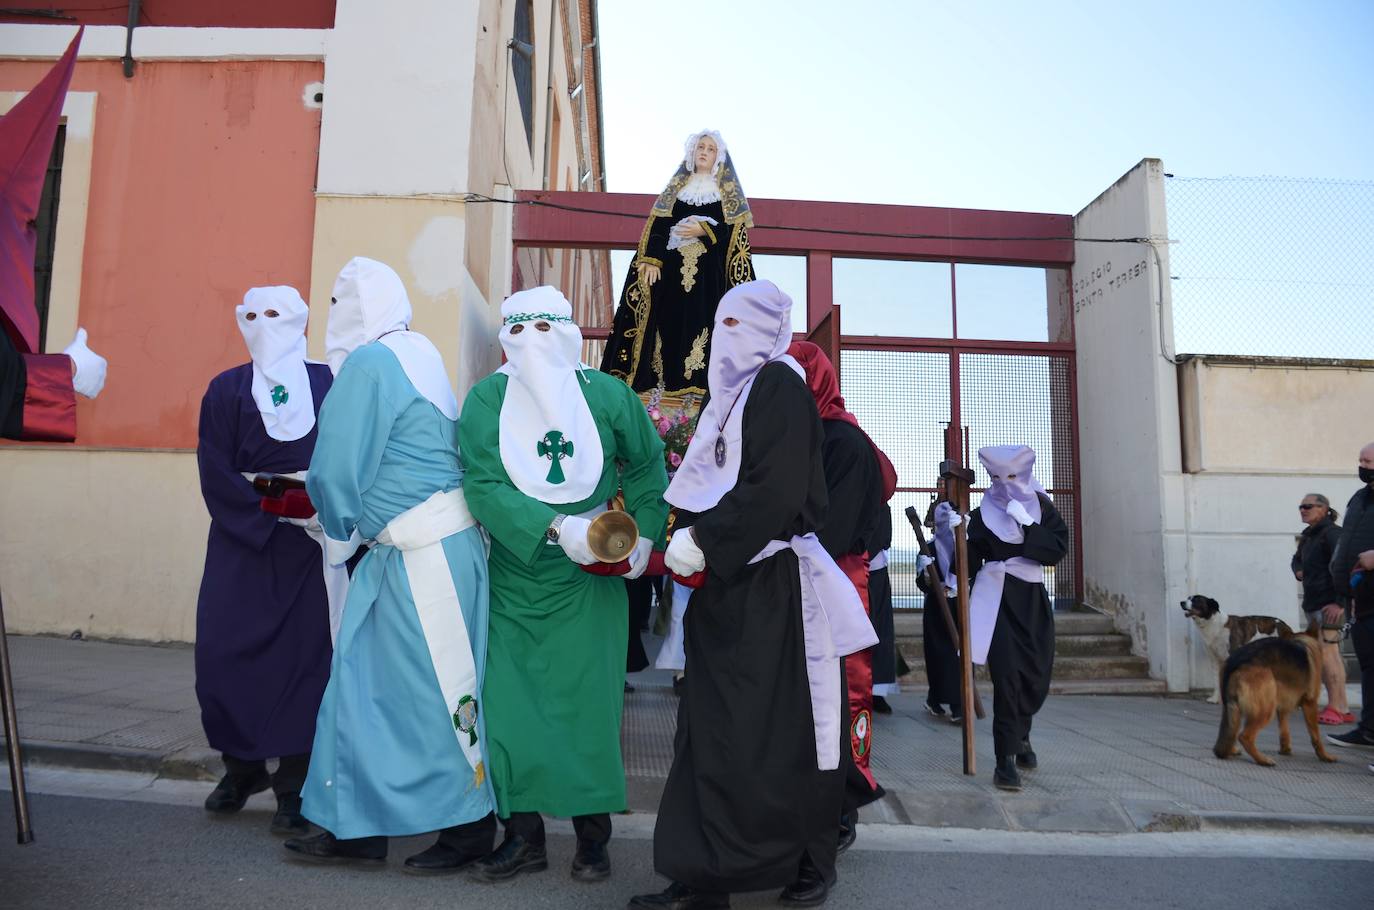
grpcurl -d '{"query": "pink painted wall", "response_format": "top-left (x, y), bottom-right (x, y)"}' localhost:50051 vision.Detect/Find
top-left (0, 59), bottom-right (323, 448)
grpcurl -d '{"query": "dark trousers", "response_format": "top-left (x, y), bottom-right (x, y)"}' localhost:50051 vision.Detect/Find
top-left (1352, 615), bottom-right (1374, 735)
top-left (505, 810), bottom-right (611, 846)
top-left (325, 812), bottom-right (496, 857)
top-left (985, 588), bottom-right (1055, 759)
top-left (222, 752), bottom-right (310, 798)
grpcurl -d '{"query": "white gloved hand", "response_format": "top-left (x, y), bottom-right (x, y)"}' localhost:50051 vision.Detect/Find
top-left (624, 537), bottom-right (654, 580)
top-left (916, 554), bottom-right (935, 573)
top-left (284, 514), bottom-right (322, 534)
top-left (556, 515), bottom-right (598, 566)
top-left (1005, 499), bottom-right (1035, 527)
top-left (63, 327), bottom-right (108, 399)
top-left (945, 584), bottom-right (958, 599)
top-left (664, 527), bottom-right (706, 576)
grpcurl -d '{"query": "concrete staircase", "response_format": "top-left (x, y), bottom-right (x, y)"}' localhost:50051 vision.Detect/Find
top-left (895, 609), bottom-right (1168, 696)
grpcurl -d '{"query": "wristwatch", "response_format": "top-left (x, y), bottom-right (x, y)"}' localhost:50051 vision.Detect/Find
top-left (545, 514), bottom-right (567, 543)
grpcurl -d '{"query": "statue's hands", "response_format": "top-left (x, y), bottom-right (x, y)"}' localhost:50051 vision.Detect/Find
top-left (636, 262), bottom-right (661, 287)
top-left (671, 219), bottom-right (707, 241)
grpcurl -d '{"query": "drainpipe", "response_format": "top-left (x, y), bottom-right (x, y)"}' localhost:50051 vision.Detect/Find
top-left (122, 0), bottom-right (140, 78)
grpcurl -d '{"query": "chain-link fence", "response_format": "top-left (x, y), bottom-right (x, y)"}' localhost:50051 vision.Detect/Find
top-left (1165, 175), bottom-right (1374, 359)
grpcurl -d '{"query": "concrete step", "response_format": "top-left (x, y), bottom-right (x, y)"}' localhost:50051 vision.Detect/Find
top-left (900, 653), bottom-right (1152, 683)
top-left (898, 633), bottom-right (1131, 660)
top-left (894, 609), bottom-right (1118, 638)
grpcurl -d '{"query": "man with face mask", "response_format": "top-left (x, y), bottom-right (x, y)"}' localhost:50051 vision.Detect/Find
top-left (1326, 442), bottom-right (1374, 753)
top-left (631, 281), bottom-right (876, 910)
top-left (458, 286), bottom-right (668, 885)
top-left (194, 286), bottom-right (334, 836)
top-left (283, 257), bottom-right (497, 872)
top-left (964, 445), bottom-right (1068, 792)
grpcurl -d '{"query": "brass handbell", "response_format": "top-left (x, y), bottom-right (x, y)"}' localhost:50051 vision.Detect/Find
top-left (587, 510), bottom-right (639, 563)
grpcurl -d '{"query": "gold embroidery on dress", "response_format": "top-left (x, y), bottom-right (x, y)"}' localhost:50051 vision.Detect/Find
top-left (627, 215), bottom-right (658, 378)
top-left (683, 329), bottom-right (708, 379)
top-left (678, 239), bottom-right (706, 293)
top-left (652, 331), bottom-right (665, 385)
top-left (727, 223), bottom-right (755, 286)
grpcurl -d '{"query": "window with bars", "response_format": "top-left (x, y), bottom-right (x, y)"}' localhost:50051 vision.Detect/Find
top-left (33, 123), bottom-right (65, 352)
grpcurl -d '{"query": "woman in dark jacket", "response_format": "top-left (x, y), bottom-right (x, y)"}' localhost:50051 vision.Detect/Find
top-left (1291, 493), bottom-right (1351, 724)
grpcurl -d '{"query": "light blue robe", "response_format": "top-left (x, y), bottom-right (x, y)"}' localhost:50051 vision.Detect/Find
top-left (301, 342), bottom-right (493, 838)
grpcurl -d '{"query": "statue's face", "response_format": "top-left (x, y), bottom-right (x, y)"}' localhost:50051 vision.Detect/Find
top-left (693, 136), bottom-right (718, 174)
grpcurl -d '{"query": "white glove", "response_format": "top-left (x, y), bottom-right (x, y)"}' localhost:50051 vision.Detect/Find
top-left (664, 527), bottom-right (706, 576)
top-left (556, 515), bottom-right (598, 565)
top-left (949, 512), bottom-right (963, 528)
top-left (63, 327), bottom-right (107, 399)
top-left (1005, 499), bottom-right (1035, 527)
top-left (916, 554), bottom-right (935, 573)
top-left (624, 537), bottom-right (654, 580)
top-left (284, 514), bottom-right (322, 534)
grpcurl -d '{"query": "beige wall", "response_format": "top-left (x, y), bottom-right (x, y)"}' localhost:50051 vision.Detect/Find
top-left (0, 448), bottom-right (205, 642)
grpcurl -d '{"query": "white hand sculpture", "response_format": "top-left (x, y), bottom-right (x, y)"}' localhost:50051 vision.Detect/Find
top-left (63, 327), bottom-right (108, 399)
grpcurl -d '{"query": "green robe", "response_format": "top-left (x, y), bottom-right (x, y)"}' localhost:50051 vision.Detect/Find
top-left (459, 369), bottom-right (669, 818)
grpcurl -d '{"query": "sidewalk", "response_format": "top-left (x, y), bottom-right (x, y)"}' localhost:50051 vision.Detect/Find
top-left (6, 634), bottom-right (1373, 833)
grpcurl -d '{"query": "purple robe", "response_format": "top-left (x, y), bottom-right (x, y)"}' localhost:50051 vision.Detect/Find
top-left (194, 361), bottom-right (333, 760)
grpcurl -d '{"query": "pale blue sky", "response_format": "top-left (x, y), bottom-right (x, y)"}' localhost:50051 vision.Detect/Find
top-left (598, 0), bottom-right (1374, 213)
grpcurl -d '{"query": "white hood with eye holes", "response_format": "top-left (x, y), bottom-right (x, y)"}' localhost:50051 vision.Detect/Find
top-left (494, 286), bottom-right (604, 505)
top-left (236, 285), bottom-right (316, 442)
top-left (326, 257), bottom-right (458, 420)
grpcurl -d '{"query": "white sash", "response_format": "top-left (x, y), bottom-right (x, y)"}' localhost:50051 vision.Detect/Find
top-left (242, 470), bottom-right (350, 645)
top-left (968, 556), bottom-right (1045, 665)
top-left (654, 581), bottom-right (692, 672)
top-left (750, 532), bottom-right (877, 771)
top-left (375, 488), bottom-right (484, 781)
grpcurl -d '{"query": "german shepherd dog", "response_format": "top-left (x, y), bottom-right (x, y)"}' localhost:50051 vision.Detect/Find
top-left (1212, 626), bottom-right (1337, 766)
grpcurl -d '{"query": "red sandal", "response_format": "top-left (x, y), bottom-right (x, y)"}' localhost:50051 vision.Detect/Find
top-left (1317, 707), bottom-right (1345, 725)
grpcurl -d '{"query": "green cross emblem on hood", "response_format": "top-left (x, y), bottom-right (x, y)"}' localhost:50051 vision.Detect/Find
top-left (271, 385), bottom-right (289, 407)
top-left (537, 431), bottom-right (575, 484)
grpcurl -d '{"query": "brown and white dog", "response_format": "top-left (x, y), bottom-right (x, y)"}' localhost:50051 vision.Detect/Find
top-left (1181, 595), bottom-right (1294, 703)
top-left (1212, 628), bottom-right (1337, 766)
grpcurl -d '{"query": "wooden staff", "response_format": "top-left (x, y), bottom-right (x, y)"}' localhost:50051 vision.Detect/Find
top-left (939, 459), bottom-right (978, 776)
top-left (0, 581), bottom-right (35, 843)
top-left (904, 508), bottom-right (985, 720)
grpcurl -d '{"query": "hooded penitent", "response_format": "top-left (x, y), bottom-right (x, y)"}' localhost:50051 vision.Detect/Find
top-left (325, 256), bottom-right (457, 419)
top-left (977, 444), bottom-right (1047, 543)
top-left (495, 286), bottom-right (604, 504)
top-left (236, 286), bottom-right (315, 442)
top-left (664, 279), bottom-right (801, 513)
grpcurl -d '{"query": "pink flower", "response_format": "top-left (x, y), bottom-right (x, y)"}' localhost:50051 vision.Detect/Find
top-left (677, 413), bottom-right (690, 425)
top-left (669, 452), bottom-right (682, 467)
top-left (648, 408), bottom-right (661, 421)
top-left (657, 418), bottom-right (673, 434)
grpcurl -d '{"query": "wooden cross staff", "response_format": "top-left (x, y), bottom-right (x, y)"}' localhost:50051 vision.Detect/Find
top-left (940, 458), bottom-right (978, 776)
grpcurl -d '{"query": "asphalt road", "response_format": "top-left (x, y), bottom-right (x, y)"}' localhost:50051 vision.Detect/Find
top-left (2, 769), bottom-right (1372, 909)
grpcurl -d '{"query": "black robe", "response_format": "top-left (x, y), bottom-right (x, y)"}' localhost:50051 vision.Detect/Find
top-left (816, 418), bottom-right (884, 811)
top-left (654, 362), bottom-right (843, 893)
top-left (965, 495), bottom-right (1069, 757)
top-left (868, 506), bottom-right (897, 689)
top-left (601, 197), bottom-right (753, 395)
top-left (920, 568), bottom-right (964, 715)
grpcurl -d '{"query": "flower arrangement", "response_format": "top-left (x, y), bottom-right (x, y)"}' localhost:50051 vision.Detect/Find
top-left (642, 388), bottom-right (702, 476)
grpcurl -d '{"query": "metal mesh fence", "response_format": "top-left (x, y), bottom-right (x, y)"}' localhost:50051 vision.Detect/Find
top-left (1165, 175), bottom-right (1374, 359)
top-left (960, 352), bottom-right (1077, 607)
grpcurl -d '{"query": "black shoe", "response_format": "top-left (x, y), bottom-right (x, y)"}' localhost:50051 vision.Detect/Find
top-left (993, 755), bottom-right (1022, 791)
top-left (1016, 740), bottom-right (1038, 770)
top-left (924, 701), bottom-right (946, 718)
top-left (571, 839), bottom-right (611, 882)
top-left (1326, 727), bottom-right (1374, 749)
top-left (469, 834), bottom-right (548, 882)
top-left (837, 812), bottom-right (857, 855)
top-left (403, 839), bottom-right (486, 875)
top-left (628, 881), bottom-right (730, 909)
top-left (947, 711), bottom-right (963, 725)
top-left (872, 696), bottom-right (893, 715)
top-left (625, 681), bottom-right (636, 693)
top-left (778, 865), bottom-right (833, 907)
top-left (270, 793), bottom-right (310, 836)
top-left (204, 769), bottom-right (271, 814)
top-left (283, 831), bottom-right (387, 867)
